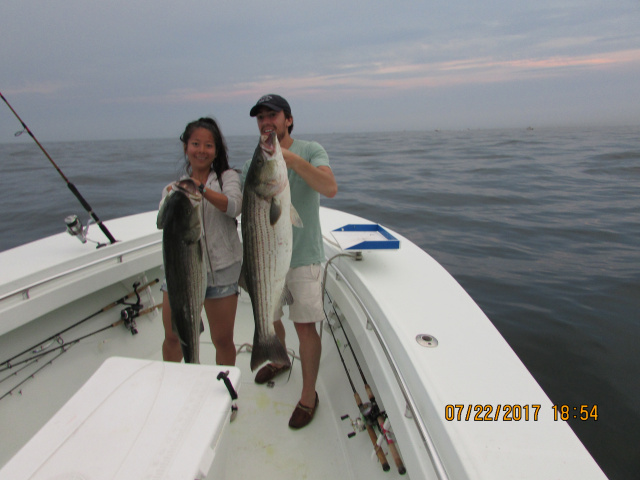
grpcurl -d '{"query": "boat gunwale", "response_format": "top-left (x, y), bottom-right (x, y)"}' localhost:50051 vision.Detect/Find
top-left (317, 206), bottom-right (608, 480)
top-left (0, 238), bottom-right (162, 304)
top-left (324, 258), bottom-right (450, 480)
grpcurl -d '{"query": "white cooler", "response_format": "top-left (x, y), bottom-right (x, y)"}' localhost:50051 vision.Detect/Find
top-left (0, 357), bottom-right (240, 479)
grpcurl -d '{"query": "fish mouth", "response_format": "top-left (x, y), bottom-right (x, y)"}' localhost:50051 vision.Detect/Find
top-left (260, 132), bottom-right (276, 156)
top-left (173, 179), bottom-right (203, 204)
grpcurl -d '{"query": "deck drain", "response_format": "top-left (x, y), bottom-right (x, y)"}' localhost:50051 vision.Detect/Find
top-left (416, 334), bottom-right (438, 348)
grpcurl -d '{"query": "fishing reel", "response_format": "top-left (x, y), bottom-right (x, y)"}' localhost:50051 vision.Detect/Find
top-left (64, 215), bottom-right (106, 248)
top-left (359, 400), bottom-right (382, 425)
top-left (340, 401), bottom-right (382, 439)
top-left (119, 282), bottom-right (144, 335)
top-left (359, 401), bottom-right (374, 418)
top-left (341, 414), bottom-right (366, 438)
top-left (120, 308), bottom-right (138, 335)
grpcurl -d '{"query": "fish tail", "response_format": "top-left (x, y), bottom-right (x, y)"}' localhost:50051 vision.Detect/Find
top-left (250, 333), bottom-right (291, 371)
top-left (182, 347), bottom-right (200, 364)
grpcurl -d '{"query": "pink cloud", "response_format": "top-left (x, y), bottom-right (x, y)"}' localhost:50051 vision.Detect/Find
top-left (117, 49), bottom-right (640, 104)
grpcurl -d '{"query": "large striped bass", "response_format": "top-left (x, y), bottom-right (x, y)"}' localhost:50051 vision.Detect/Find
top-left (241, 132), bottom-right (302, 371)
top-left (157, 179), bottom-right (206, 364)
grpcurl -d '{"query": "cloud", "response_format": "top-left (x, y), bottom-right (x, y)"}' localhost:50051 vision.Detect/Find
top-left (3, 82), bottom-right (70, 96)
top-left (2, 0), bottom-right (640, 140)
top-left (104, 48), bottom-right (640, 106)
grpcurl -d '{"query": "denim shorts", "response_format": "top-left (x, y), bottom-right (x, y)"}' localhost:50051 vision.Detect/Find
top-left (205, 282), bottom-right (239, 299)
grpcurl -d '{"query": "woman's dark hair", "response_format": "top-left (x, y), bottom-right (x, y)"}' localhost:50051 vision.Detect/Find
top-left (180, 117), bottom-right (230, 180)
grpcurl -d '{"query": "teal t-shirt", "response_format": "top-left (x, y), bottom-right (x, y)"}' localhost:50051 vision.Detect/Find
top-left (242, 138), bottom-right (330, 268)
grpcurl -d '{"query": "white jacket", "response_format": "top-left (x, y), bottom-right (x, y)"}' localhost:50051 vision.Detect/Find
top-left (160, 169), bottom-right (242, 284)
top-left (200, 169), bottom-right (243, 276)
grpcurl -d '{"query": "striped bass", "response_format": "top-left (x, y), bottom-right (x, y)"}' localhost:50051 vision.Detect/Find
top-left (241, 132), bottom-right (302, 371)
top-left (157, 179), bottom-right (206, 364)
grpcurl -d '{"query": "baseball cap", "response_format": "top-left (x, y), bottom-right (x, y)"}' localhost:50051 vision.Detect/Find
top-left (249, 94), bottom-right (292, 117)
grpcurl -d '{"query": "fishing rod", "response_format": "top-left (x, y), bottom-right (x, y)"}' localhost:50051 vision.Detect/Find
top-left (8, 301), bottom-right (161, 372)
top-left (0, 278), bottom-right (159, 369)
top-left (0, 302), bottom-right (161, 373)
top-left (0, 91), bottom-right (117, 245)
top-left (0, 350), bottom-right (67, 402)
top-left (377, 416), bottom-right (406, 475)
top-left (324, 302), bottom-right (390, 472)
top-left (0, 303), bottom-right (162, 401)
top-left (0, 351), bottom-right (56, 386)
top-left (326, 290), bottom-right (406, 475)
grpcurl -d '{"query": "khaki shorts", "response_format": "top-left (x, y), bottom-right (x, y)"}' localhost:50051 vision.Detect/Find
top-left (275, 264), bottom-right (325, 324)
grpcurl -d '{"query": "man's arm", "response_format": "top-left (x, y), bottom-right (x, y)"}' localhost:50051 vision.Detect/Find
top-left (282, 149), bottom-right (338, 198)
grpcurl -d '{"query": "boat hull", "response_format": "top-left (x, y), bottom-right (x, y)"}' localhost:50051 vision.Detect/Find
top-left (0, 208), bottom-right (607, 479)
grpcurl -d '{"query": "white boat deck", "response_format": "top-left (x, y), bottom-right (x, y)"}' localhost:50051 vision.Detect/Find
top-left (0, 208), bottom-right (608, 479)
top-left (0, 288), bottom-right (405, 479)
top-left (218, 295), bottom-right (396, 479)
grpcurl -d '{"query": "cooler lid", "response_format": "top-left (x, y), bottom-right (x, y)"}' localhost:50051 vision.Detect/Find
top-left (0, 357), bottom-right (240, 479)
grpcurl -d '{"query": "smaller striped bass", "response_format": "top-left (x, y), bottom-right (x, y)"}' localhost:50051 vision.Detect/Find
top-left (157, 179), bottom-right (206, 364)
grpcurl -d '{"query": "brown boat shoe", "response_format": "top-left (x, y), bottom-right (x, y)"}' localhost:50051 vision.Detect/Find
top-left (254, 363), bottom-right (290, 384)
top-left (288, 392), bottom-right (319, 429)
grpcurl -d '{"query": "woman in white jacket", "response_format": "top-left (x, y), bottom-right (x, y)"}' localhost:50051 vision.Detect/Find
top-left (160, 117), bottom-right (242, 368)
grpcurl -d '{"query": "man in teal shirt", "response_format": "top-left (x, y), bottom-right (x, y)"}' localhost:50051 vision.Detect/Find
top-left (243, 94), bottom-right (337, 429)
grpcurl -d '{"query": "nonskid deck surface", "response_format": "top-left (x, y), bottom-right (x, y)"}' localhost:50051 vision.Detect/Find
top-left (203, 293), bottom-right (407, 480)
top-left (0, 290), bottom-right (406, 478)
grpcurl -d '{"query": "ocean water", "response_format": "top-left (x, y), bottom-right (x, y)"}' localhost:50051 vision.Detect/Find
top-left (1, 126), bottom-right (639, 479)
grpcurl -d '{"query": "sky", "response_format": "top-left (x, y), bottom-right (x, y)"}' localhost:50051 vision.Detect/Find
top-left (1, 0), bottom-right (639, 141)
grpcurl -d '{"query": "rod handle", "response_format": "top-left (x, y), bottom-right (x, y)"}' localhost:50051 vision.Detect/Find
top-left (366, 423), bottom-right (390, 471)
top-left (378, 416), bottom-right (406, 474)
top-left (355, 392), bottom-right (389, 471)
top-left (365, 384), bottom-right (375, 402)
